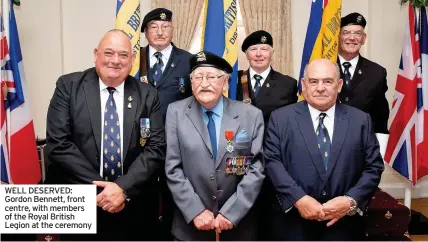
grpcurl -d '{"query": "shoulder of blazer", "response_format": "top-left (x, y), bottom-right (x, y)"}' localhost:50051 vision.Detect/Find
top-left (171, 44), bottom-right (192, 59)
top-left (359, 55), bottom-right (386, 72)
top-left (269, 69), bottom-right (297, 86)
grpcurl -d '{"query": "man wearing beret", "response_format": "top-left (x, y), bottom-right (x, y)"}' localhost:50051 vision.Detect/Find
top-left (165, 51), bottom-right (265, 240)
top-left (237, 30), bottom-right (298, 124)
top-left (140, 8), bottom-right (193, 239)
top-left (338, 12), bottom-right (390, 134)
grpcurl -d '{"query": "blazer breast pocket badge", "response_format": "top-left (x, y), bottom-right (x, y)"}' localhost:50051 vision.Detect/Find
top-left (225, 156), bottom-right (253, 176)
top-left (140, 118), bottom-right (150, 147)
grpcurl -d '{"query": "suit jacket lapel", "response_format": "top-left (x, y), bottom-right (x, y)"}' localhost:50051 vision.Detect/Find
top-left (255, 69), bottom-right (276, 104)
top-left (186, 97), bottom-right (213, 156)
top-left (215, 98), bottom-right (239, 168)
top-left (295, 102), bottom-right (326, 181)
top-left (323, 104), bottom-right (348, 187)
top-left (245, 70), bottom-right (256, 104)
top-left (349, 56), bottom-right (365, 91)
top-left (83, 70), bottom-right (102, 156)
top-left (157, 46), bottom-right (181, 87)
top-left (145, 46), bottom-right (155, 86)
top-left (122, 77), bottom-right (138, 161)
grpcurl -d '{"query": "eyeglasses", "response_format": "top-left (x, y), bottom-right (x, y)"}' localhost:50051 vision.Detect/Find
top-left (340, 30), bottom-right (365, 39)
top-left (307, 79), bottom-right (335, 86)
top-left (191, 74), bottom-right (224, 84)
top-left (146, 25), bottom-right (172, 33)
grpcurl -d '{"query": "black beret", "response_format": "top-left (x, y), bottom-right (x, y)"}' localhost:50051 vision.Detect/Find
top-left (241, 30), bottom-right (273, 52)
top-left (341, 12), bottom-right (366, 28)
top-left (142, 8), bottom-right (172, 32)
top-left (190, 51), bottom-right (233, 74)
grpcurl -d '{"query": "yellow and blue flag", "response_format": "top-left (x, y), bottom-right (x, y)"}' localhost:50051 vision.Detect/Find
top-left (201, 0), bottom-right (238, 99)
top-left (115, 0), bottom-right (141, 78)
top-left (298, 0), bottom-right (342, 100)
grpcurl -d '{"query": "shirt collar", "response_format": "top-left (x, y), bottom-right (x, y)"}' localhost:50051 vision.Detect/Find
top-left (307, 103), bottom-right (336, 123)
top-left (338, 54), bottom-right (359, 68)
top-left (149, 44), bottom-right (173, 59)
top-left (99, 78), bottom-right (125, 94)
top-left (249, 66), bottom-right (271, 80)
top-left (201, 96), bottom-right (224, 118)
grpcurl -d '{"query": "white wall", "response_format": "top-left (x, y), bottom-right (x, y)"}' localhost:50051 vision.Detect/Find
top-left (12, 0), bottom-right (428, 198)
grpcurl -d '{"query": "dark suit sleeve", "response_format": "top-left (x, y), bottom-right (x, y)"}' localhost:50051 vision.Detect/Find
top-left (370, 68), bottom-right (390, 134)
top-left (264, 111), bottom-right (306, 211)
top-left (115, 88), bottom-right (166, 199)
top-left (46, 77), bottom-right (101, 184)
top-left (236, 70), bottom-right (243, 101)
top-left (346, 113), bottom-right (384, 210)
top-left (288, 78), bottom-right (298, 104)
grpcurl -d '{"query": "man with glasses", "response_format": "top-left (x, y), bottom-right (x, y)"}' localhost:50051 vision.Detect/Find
top-left (264, 58), bottom-right (384, 240)
top-left (165, 51), bottom-right (265, 240)
top-left (337, 12), bottom-right (390, 134)
top-left (140, 8), bottom-right (193, 239)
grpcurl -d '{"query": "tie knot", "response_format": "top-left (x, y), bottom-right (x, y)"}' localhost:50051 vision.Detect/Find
top-left (106, 87), bottom-right (116, 95)
top-left (154, 52), bottom-right (162, 59)
top-left (254, 74), bottom-right (263, 81)
top-left (206, 110), bottom-right (214, 118)
top-left (342, 62), bottom-right (351, 69)
top-left (319, 113), bottom-right (327, 122)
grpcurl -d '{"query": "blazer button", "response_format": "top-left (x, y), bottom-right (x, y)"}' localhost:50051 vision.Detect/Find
top-left (345, 97), bottom-right (349, 102)
top-left (210, 154), bottom-right (213, 159)
top-left (212, 196), bottom-right (217, 200)
top-left (322, 191), bottom-right (327, 196)
top-left (210, 175), bottom-right (214, 180)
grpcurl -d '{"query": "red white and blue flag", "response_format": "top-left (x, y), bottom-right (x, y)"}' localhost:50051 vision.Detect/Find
top-left (385, 5), bottom-right (428, 185)
top-left (1, 0), bottom-right (41, 184)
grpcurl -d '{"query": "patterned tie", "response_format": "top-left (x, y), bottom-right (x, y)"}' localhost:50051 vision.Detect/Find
top-left (342, 62), bottom-right (352, 89)
top-left (206, 111), bottom-right (217, 160)
top-left (151, 52), bottom-right (163, 86)
top-left (253, 74), bottom-right (263, 97)
top-left (316, 113), bottom-right (331, 170)
top-left (102, 87), bottom-right (122, 181)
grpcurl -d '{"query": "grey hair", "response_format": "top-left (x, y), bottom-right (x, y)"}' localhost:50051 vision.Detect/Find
top-left (302, 59), bottom-right (341, 80)
top-left (190, 69), bottom-right (231, 78)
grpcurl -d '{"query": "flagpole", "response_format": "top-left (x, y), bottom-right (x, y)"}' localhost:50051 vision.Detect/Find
top-left (404, 181), bottom-right (412, 209)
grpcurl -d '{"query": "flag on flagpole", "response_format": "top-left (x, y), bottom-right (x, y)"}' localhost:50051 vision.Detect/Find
top-left (1, 0), bottom-right (41, 184)
top-left (384, 5), bottom-right (428, 184)
top-left (115, 0), bottom-right (141, 78)
top-left (201, 0), bottom-right (238, 99)
top-left (297, 0), bottom-right (342, 100)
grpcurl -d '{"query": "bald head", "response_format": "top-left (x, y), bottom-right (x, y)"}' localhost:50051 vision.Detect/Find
top-left (302, 58), bottom-right (343, 111)
top-left (98, 29), bottom-right (132, 50)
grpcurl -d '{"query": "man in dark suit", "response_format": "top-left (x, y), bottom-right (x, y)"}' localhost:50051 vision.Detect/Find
top-left (46, 29), bottom-right (166, 241)
top-left (165, 51), bottom-right (265, 241)
top-left (264, 58), bottom-right (384, 240)
top-left (337, 12), bottom-right (390, 134)
top-left (236, 30), bottom-right (297, 124)
top-left (140, 8), bottom-right (193, 239)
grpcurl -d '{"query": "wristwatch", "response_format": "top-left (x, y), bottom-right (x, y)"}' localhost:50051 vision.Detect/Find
top-left (345, 195), bottom-right (357, 216)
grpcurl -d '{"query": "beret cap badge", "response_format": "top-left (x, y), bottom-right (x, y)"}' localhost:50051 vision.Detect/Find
top-left (160, 13), bottom-right (167, 20)
top-left (261, 36), bottom-right (267, 43)
top-left (196, 52), bottom-right (207, 62)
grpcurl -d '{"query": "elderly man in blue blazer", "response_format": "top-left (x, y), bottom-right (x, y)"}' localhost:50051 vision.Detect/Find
top-left (264, 58), bottom-right (384, 240)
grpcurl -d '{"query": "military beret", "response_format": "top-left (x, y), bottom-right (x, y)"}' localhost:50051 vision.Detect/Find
top-left (190, 51), bottom-right (233, 74)
top-left (142, 8), bottom-right (172, 32)
top-left (341, 12), bottom-right (366, 28)
top-left (241, 30), bottom-right (273, 52)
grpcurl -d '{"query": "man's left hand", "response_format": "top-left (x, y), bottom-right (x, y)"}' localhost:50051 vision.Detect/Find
top-left (322, 196), bottom-right (351, 227)
top-left (214, 214), bottom-right (234, 233)
top-left (94, 181), bottom-right (126, 213)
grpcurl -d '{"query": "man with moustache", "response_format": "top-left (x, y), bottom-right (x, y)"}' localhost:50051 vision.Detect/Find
top-left (237, 30), bottom-right (297, 124)
top-left (337, 12), bottom-right (390, 134)
top-left (140, 8), bottom-right (193, 239)
top-left (46, 29), bottom-right (166, 241)
top-left (264, 59), bottom-right (384, 240)
top-left (165, 51), bottom-right (265, 240)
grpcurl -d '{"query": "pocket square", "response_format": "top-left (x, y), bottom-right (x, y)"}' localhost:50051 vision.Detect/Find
top-left (235, 129), bottom-right (250, 143)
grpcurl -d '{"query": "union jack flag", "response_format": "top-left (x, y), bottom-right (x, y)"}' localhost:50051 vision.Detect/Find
top-left (384, 5), bottom-right (428, 185)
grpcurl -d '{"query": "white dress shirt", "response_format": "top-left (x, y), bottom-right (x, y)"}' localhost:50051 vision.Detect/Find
top-left (307, 104), bottom-right (336, 142)
top-left (149, 44), bottom-right (173, 73)
top-left (99, 79), bottom-right (124, 177)
top-left (338, 54), bottom-right (359, 79)
top-left (249, 66), bottom-right (271, 91)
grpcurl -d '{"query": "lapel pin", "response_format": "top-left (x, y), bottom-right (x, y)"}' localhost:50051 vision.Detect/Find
top-left (128, 96), bottom-right (133, 102)
top-left (127, 103), bottom-right (132, 109)
top-left (171, 63), bottom-right (175, 68)
top-left (266, 83), bottom-right (270, 88)
top-left (358, 70), bottom-right (362, 75)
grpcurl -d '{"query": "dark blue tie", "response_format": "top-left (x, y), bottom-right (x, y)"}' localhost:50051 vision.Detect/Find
top-left (206, 111), bottom-right (217, 160)
top-left (151, 52), bottom-right (163, 86)
top-left (253, 74), bottom-right (262, 97)
top-left (342, 62), bottom-right (352, 89)
top-left (102, 87), bottom-right (122, 181)
top-left (316, 113), bottom-right (331, 170)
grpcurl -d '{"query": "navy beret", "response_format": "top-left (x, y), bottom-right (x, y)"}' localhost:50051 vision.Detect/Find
top-left (142, 8), bottom-right (172, 32)
top-left (241, 30), bottom-right (273, 52)
top-left (190, 51), bottom-right (233, 74)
